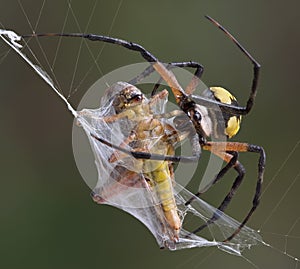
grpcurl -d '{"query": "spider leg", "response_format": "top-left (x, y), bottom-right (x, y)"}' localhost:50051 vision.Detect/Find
top-left (150, 61), bottom-right (204, 96)
top-left (200, 16), bottom-right (260, 116)
top-left (224, 144), bottom-right (265, 242)
top-left (24, 32), bottom-right (158, 62)
top-left (23, 33), bottom-right (193, 107)
top-left (196, 141), bottom-right (265, 241)
top-left (127, 61), bottom-right (203, 90)
top-left (90, 132), bottom-right (200, 163)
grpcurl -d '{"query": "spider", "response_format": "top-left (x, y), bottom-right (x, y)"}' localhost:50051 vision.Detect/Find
top-left (22, 15), bottom-right (266, 243)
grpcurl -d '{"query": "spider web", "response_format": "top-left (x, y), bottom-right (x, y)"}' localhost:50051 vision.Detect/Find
top-left (0, 1), bottom-right (299, 269)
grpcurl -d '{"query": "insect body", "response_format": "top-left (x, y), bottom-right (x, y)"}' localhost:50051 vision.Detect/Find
top-left (88, 82), bottom-right (192, 241)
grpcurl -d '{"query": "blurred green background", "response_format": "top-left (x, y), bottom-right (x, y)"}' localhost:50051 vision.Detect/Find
top-left (0, 1), bottom-right (299, 268)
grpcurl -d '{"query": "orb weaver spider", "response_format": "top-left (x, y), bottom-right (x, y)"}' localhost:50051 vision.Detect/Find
top-left (22, 15), bottom-right (266, 244)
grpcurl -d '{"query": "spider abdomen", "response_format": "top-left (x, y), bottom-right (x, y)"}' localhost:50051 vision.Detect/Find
top-left (210, 86), bottom-right (242, 139)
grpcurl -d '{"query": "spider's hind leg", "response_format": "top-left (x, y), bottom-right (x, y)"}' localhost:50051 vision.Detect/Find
top-left (186, 141), bottom-right (265, 241)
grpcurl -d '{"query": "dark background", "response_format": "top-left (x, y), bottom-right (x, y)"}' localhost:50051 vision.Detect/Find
top-left (0, 1), bottom-right (299, 268)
